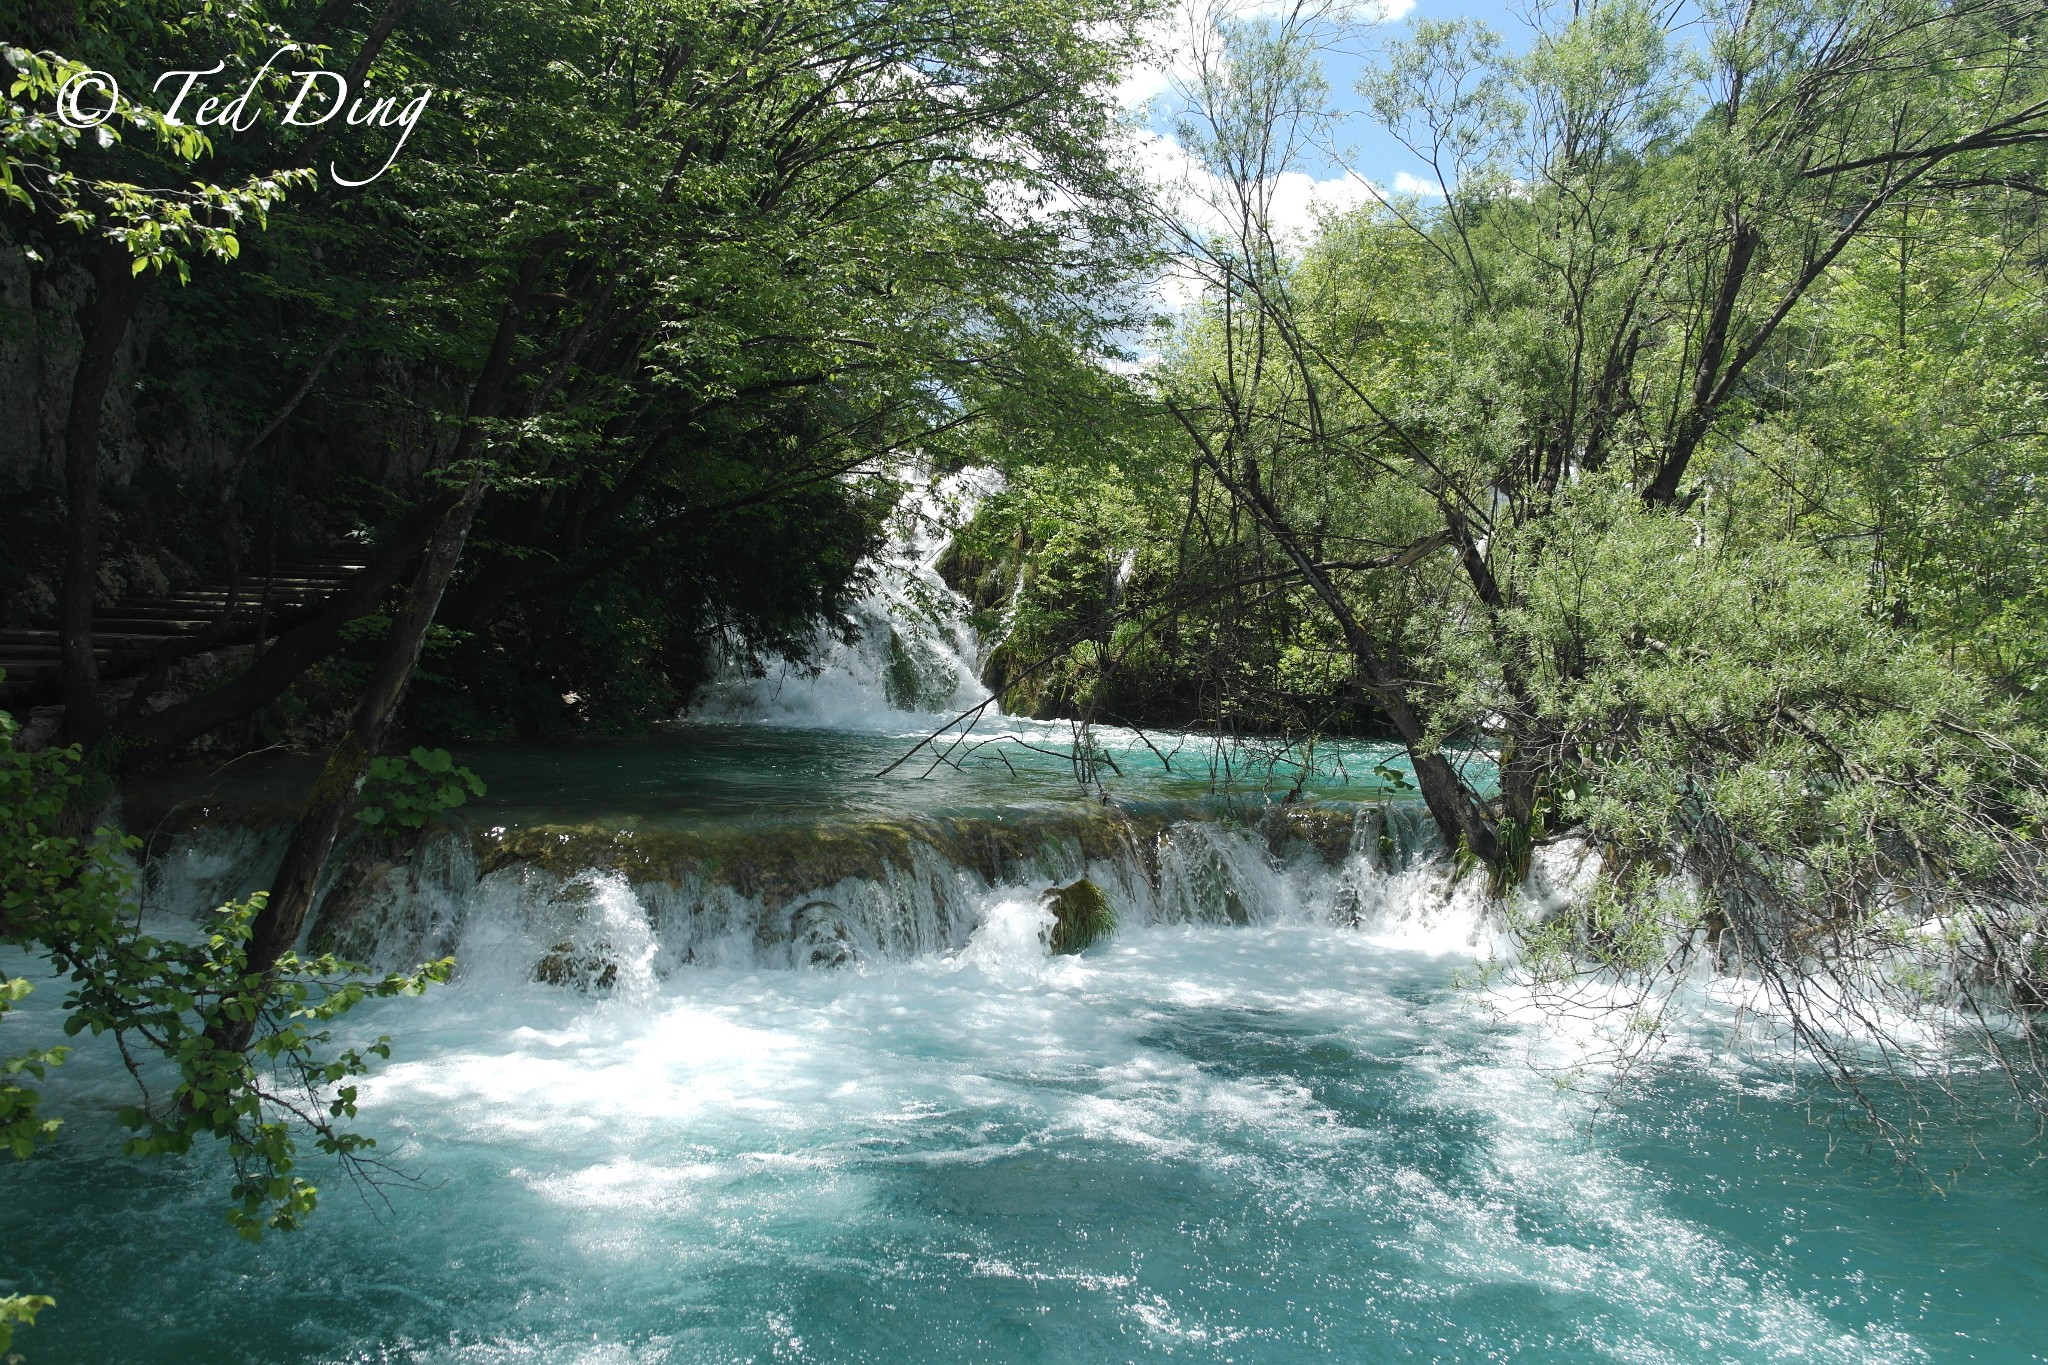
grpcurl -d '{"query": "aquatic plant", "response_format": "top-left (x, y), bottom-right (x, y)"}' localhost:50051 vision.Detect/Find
top-left (1043, 878), bottom-right (1117, 954)
top-left (2, 703), bottom-right (451, 1269)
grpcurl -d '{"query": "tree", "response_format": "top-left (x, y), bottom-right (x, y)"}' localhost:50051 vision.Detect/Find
top-left (4, 0), bottom-right (417, 746)
top-left (1128, 0), bottom-right (2048, 1133)
top-left (4, 0), bottom-right (1159, 1034)
top-left (0, 0), bottom-right (1158, 759)
top-left (1703, 186), bottom-right (2048, 704)
top-left (1149, 0), bottom-right (2047, 844)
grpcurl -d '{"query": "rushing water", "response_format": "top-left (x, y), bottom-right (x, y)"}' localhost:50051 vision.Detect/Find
top-left (5, 472), bottom-right (2047, 1363)
top-left (4, 881), bottom-right (2047, 1364)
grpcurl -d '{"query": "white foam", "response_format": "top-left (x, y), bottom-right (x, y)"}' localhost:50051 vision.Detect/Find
top-left (0, 860), bottom-right (1977, 1362)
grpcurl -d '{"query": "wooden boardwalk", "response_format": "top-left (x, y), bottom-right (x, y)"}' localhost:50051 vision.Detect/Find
top-left (0, 558), bottom-right (367, 709)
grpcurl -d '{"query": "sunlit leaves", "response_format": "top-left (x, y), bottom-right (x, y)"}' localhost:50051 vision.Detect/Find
top-left (2, 44), bottom-right (314, 282)
top-left (357, 747), bottom-right (487, 829)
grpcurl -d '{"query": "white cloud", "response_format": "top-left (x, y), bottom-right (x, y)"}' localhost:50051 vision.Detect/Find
top-left (1108, 0), bottom-right (1423, 320)
top-left (1114, 63), bottom-right (1174, 112)
top-left (1218, 0), bottom-right (1415, 20)
top-left (1263, 166), bottom-right (1382, 233)
top-left (1113, 0), bottom-right (1417, 115)
top-left (1391, 170), bottom-right (1444, 197)
top-left (1132, 130), bottom-right (1389, 316)
top-left (1136, 131), bottom-right (1382, 241)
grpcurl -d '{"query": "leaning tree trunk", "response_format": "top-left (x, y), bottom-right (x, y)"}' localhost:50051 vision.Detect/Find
top-left (214, 248), bottom-right (542, 1052)
top-left (57, 246), bottom-right (148, 747)
top-left (1176, 432), bottom-right (1506, 868)
top-left (213, 471), bottom-right (488, 1052)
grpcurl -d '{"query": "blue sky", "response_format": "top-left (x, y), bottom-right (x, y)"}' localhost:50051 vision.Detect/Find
top-left (1121, 0), bottom-right (1540, 230)
top-left (1320, 0), bottom-right (1532, 184)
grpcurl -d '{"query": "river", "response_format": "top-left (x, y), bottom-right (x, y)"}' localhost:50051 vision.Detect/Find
top-left (1, 475), bottom-right (2044, 1363)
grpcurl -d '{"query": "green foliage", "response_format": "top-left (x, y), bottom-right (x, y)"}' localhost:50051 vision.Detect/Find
top-left (4, 0), bottom-right (1161, 739)
top-left (33, 886), bottom-right (449, 1240)
top-left (958, 440), bottom-right (1391, 734)
top-left (3, 42), bottom-right (313, 280)
top-left (0, 1291), bottom-right (53, 1357)
top-left (1, 703), bottom-right (453, 1347)
top-left (1030, 0), bottom-right (2048, 1130)
top-left (1514, 865), bottom-right (1685, 982)
top-left (1493, 479), bottom-right (2048, 946)
top-left (1369, 760), bottom-right (1414, 794)
top-left (356, 747), bottom-right (485, 830)
top-left (0, 976), bottom-right (65, 1159)
top-left (0, 705), bottom-right (82, 1167)
top-left (68, 890), bottom-right (452, 1240)
top-left (1701, 205), bottom-right (2048, 708)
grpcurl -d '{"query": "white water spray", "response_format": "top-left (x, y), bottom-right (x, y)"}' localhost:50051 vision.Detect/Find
top-left (691, 466), bottom-right (1001, 730)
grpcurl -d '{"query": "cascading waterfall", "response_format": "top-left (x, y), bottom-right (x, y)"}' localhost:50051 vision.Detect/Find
top-left (690, 465), bottom-right (1001, 729)
top-left (142, 799), bottom-right (1493, 982)
top-left (15, 779), bottom-right (2031, 1364)
top-left (117, 451), bottom-right (1509, 989)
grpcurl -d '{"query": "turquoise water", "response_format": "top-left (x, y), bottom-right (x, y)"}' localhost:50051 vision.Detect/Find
top-left (3, 727), bottom-right (2043, 1363)
top-left (121, 721), bottom-right (1447, 831)
top-left (3, 912), bottom-right (2045, 1363)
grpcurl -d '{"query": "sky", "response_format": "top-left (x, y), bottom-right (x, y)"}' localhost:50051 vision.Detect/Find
top-left (1118, 0), bottom-right (1538, 240)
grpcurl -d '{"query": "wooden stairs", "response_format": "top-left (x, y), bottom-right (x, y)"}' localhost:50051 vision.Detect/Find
top-left (0, 557), bottom-right (368, 709)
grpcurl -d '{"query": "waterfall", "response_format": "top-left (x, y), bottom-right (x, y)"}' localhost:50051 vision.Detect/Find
top-left (21, 801), bottom-right (2016, 1365)
top-left (690, 465), bottom-right (1001, 730)
top-left (150, 800), bottom-right (1511, 983)
top-left (117, 453), bottom-right (1507, 992)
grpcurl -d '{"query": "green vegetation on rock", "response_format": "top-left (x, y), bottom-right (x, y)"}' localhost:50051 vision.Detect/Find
top-left (1044, 878), bottom-right (1117, 954)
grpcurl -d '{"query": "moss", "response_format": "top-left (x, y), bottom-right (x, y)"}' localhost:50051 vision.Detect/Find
top-left (1044, 877), bottom-right (1116, 954)
top-left (476, 821), bottom-right (921, 905)
top-left (1262, 804), bottom-right (1362, 865)
top-left (474, 805), bottom-right (1177, 910)
top-left (307, 851), bottom-right (403, 960)
top-left (883, 630), bottom-right (927, 710)
top-left (306, 826), bottom-right (438, 961)
top-left (306, 732), bottom-right (369, 813)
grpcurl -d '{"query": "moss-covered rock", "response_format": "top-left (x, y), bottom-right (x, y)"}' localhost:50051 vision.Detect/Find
top-left (533, 942), bottom-right (620, 990)
top-left (1043, 877), bottom-right (1116, 954)
top-left (1262, 804), bottom-right (1364, 866)
top-left (473, 804), bottom-right (1175, 910)
top-left (475, 821), bottom-right (918, 905)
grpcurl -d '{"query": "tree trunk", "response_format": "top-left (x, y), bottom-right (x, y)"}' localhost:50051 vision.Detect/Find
top-left (1170, 424), bottom-right (1506, 868)
top-left (214, 250), bottom-right (542, 1050)
top-left (58, 246), bottom-right (147, 747)
top-left (214, 472), bottom-right (488, 1052)
top-left (114, 493), bottom-right (454, 759)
